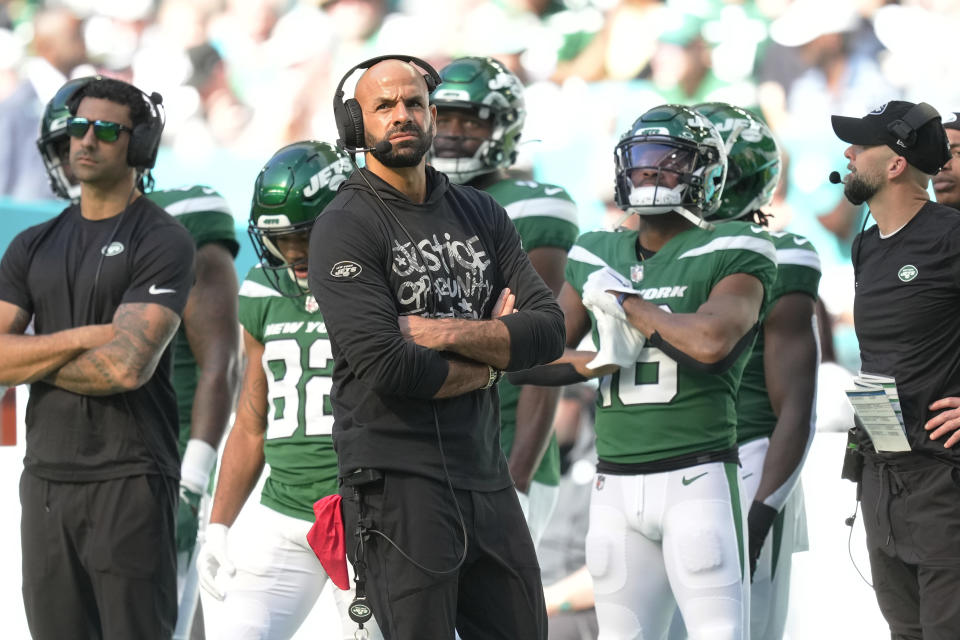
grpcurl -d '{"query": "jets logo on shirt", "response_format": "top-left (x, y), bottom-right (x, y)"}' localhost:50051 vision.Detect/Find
top-left (898, 264), bottom-right (918, 282)
top-left (101, 242), bottom-right (124, 257)
top-left (330, 261), bottom-right (362, 278)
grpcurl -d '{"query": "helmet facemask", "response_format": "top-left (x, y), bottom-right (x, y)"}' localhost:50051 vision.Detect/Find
top-left (614, 137), bottom-right (724, 222)
top-left (430, 56), bottom-right (526, 184)
top-left (432, 103), bottom-right (516, 184)
top-left (248, 216), bottom-right (313, 296)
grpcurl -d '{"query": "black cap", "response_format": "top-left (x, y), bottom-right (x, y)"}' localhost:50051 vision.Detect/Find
top-left (944, 112), bottom-right (960, 132)
top-left (831, 100), bottom-right (951, 175)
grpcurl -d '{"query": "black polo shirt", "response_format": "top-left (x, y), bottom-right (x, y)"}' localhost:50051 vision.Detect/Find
top-left (853, 201), bottom-right (960, 462)
top-left (0, 197), bottom-right (195, 481)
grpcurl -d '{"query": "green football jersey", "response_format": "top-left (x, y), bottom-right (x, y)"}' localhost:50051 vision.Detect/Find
top-left (146, 186), bottom-right (239, 458)
top-left (238, 265), bottom-right (339, 522)
top-left (566, 221), bottom-right (777, 464)
top-left (736, 230), bottom-right (821, 444)
top-left (486, 178), bottom-right (579, 487)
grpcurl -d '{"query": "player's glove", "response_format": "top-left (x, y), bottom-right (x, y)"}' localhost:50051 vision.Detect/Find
top-left (197, 523), bottom-right (235, 600)
top-left (747, 500), bottom-right (778, 581)
top-left (177, 439), bottom-right (217, 555)
top-left (581, 267), bottom-right (646, 370)
top-left (176, 484), bottom-right (202, 554)
top-left (582, 266), bottom-right (635, 301)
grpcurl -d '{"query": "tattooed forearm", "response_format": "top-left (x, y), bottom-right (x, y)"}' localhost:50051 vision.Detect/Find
top-left (47, 303), bottom-right (181, 395)
top-left (0, 302), bottom-right (116, 386)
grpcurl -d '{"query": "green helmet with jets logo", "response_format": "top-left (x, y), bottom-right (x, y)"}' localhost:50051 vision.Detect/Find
top-left (695, 102), bottom-right (781, 222)
top-left (36, 76), bottom-right (97, 201)
top-left (614, 104), bottom-right (727, 225)
top-left (430, 56), bottom-right (525, 184)
top-left (249, 140), bottom-right (353, 295)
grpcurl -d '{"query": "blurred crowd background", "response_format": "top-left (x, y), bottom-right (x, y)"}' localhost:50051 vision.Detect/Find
top-left (1, 0), bottom-right (959, 374)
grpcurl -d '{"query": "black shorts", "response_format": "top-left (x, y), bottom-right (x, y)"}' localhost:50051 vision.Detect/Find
top-left (861, 454), bottom-right (960, 640)
top-left (20, 471), bottom-right (178, 640)
top-left (340, 470), bottom-right (547, 640)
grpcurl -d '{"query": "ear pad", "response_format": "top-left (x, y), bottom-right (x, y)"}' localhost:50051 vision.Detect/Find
top-left (342, 98), bottom-right (365, 150)
top-left (127, 120), bottom-right (161, 168)
top-left (887, 120), bottom-right (917, 147)
top-left (423, 73), bottom-right (437, 94)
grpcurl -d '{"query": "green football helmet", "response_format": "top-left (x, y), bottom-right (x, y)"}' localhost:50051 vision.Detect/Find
top-left (430, 56), bottom-right (525, 184)
top-left (249, 141), bottom-right (353, 296)
top-left (614, 104), bottom-right (727, 227)
top-left (36, 76), bottom-right (97, 201)
top-left (695, 102), bottom-right (781, 222)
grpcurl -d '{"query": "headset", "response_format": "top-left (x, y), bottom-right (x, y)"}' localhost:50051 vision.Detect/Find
top-left (332, 54), bottom-right (442, 154)
top-left (66, 77), bottom-right (165, 170)
top-left (886, 102), bottom-right (940, 149)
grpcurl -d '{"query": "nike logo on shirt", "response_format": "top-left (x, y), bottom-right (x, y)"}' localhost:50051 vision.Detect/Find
top-left (544, 187), bottom-right (563, 196)
top-left (149, 284), bottom-right (177, 295)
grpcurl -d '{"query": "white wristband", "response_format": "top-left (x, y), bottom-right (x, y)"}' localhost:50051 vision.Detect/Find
top-left (181, 438), bottom-right (217, 493)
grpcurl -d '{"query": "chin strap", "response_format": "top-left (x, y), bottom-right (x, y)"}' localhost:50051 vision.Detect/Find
top-left (610, 209), bottom-right (636, 230)
top-left (674, 206), bottom-right (714, 230)
top-left (610, 207), bottom-right (715, 231)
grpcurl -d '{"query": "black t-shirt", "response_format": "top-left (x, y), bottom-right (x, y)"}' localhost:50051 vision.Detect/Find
top-left (853, 201), bottom-right (960, 462)
top-left (308, 167), bottom-right (565, 491)
top-left (0, 197), bottom-right (196, 481)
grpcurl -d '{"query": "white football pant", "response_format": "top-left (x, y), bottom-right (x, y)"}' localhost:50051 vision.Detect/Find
top-left (586, 462), bottom-right (749, 640)
top-left (212, 502), bottom-right (382, 640)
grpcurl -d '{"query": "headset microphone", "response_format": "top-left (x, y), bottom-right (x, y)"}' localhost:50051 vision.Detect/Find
top-left (829, 171), bottom-right (842, 184)
top-left (340, 140), bottom-right (393, 155)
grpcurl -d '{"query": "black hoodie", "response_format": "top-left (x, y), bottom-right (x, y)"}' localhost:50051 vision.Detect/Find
top-left (309, 166), bottom-right (565, 490)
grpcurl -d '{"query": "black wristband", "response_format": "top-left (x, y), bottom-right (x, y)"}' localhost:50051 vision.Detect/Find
top-left (506, 362), bottom-right (588, 387)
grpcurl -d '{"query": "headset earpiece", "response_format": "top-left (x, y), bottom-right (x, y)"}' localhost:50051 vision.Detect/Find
top-left (341, 98), bottom-right (366, 151)
top-left (886, 102), bottom-right (939, 149)
top-left (127, 90), bottom-right (164, 169)
top-left (332, 54), bottom-right (442, 153)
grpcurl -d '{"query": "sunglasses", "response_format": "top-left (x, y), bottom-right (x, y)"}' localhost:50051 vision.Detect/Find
top-left (66, 117), bottom-right (133, 142)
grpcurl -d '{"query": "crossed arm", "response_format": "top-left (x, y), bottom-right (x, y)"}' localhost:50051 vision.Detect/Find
top-left (45, 302), bottom-right (181, 395)
top-left (398, 289), bottom-right (515, 370)
top-left (0, 300), bottom-right (112, 386)
top-left (402, 288), bottom-right (517, 398)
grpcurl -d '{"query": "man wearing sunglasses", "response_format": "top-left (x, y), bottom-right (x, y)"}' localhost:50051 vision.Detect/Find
top-left (0, 76), bottom-right (195, 639)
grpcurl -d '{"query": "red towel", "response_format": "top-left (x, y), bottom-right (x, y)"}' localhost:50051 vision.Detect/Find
top-left (306, 494), bottom-right (349, 590)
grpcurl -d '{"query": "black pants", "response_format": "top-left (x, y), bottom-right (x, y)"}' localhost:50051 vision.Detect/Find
top-left (861, 454), bottom-right (960, 640)
top-left (340, 470), bottom-right (548, 640)
top-left (20, 471), bottom-right (178, 640)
